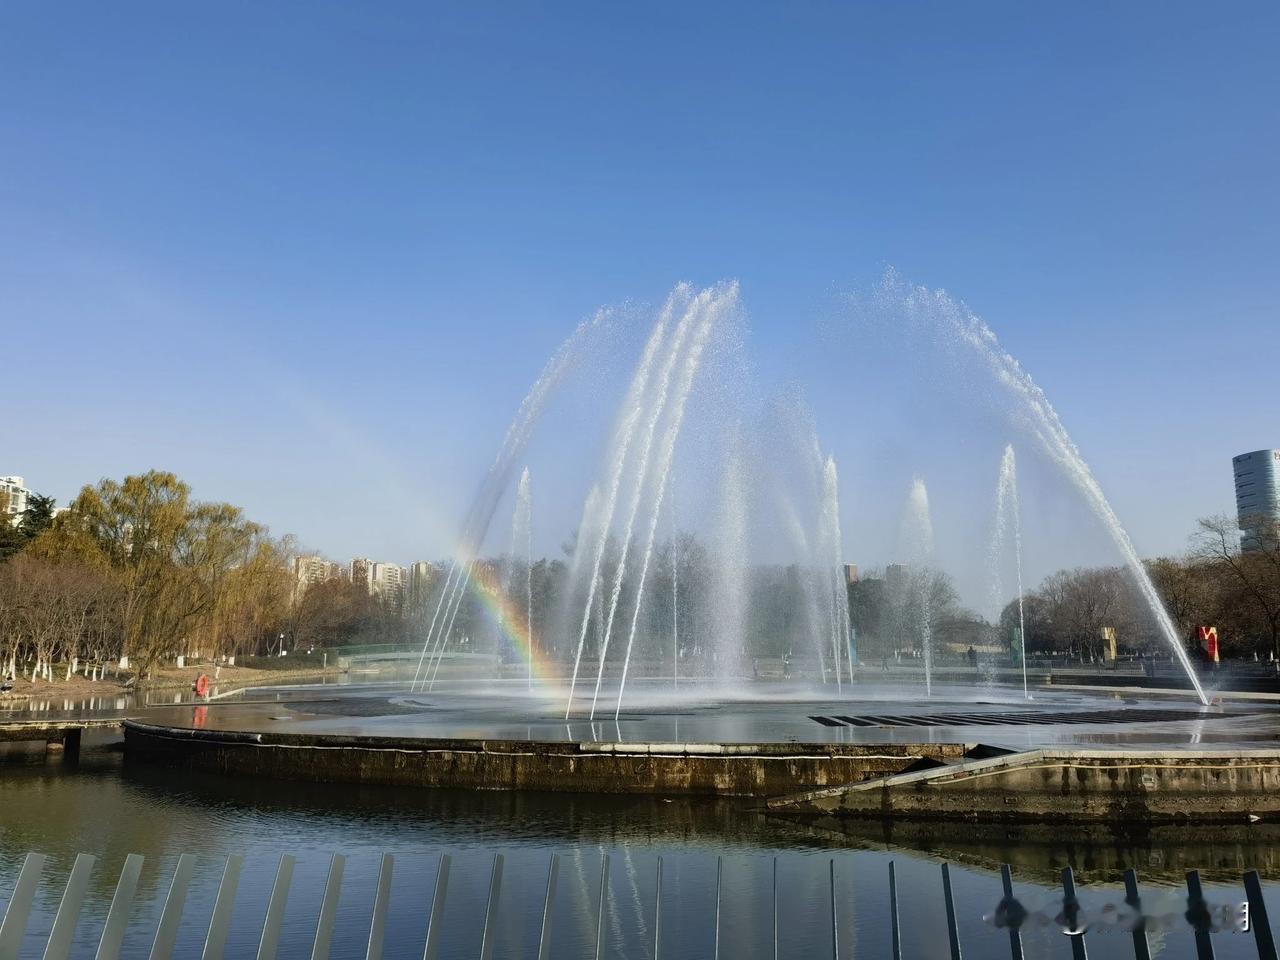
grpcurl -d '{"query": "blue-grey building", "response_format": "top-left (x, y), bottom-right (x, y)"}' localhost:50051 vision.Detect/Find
top-left (1233, 449), bottom-right (1280, 552)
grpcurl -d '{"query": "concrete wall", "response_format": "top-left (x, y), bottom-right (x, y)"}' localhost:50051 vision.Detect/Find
top-left (122, 720), bottom-right (968, 797)
top-left (769, 748), bottom-right (1280, 823)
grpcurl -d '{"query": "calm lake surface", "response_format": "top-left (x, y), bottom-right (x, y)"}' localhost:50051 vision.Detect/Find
top-left (3, 733), bottom-right (1280, 959)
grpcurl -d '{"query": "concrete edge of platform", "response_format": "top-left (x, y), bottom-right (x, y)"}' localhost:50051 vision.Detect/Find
top-left (1046, 681), bottom-right (1280, 702)
top-left (121, 719), bottom-right (975, 797)
top-left (767, 746), bottom-right (1280, 823)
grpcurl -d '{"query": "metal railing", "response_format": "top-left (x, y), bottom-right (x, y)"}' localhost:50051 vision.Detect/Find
top-left (1, 850), bottom-right (1276, 960)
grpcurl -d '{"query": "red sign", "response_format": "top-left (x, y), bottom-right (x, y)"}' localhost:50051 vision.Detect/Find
top-left (1198, 626), bottom-right (1219, 664)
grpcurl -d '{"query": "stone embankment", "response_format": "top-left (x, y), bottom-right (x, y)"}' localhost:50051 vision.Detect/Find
top-left (767, 747), bottom-right (1280, 822)
top-left (122, 720), bottom-right (971, 796)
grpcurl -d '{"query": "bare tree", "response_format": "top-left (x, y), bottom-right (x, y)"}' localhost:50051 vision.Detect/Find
top-left (1193, 515), bottom-right (1280, 657)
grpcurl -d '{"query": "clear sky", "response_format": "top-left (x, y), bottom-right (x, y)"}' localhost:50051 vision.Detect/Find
top-left (3, 2), bottom-right (1277, 581)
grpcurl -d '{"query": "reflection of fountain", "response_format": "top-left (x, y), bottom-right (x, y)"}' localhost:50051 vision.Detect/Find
top-left (801, 815), bottom-right (1280, 885)
top-left (878, 274), bottom-right (1207, 705)
top-left (991, 445), bottom-right (1028, 699)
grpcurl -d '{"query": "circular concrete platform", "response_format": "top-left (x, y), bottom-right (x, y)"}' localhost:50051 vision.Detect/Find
top-left (122, 680), bottom-right (1280, 801)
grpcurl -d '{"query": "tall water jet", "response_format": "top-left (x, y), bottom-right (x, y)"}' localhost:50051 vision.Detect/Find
top-left (762, 394), bottom-right (840, 681)
top-left (819, 456), bottom-right (848, 691)
top-left (991, 444), bottom-right (1029, 699)
top-left (877, 275), bottom-right (1208, 705)
top-left (414, 308), bottom-right (606, 691)
top-left (565, 286), bottom-right (690, 718)
top-left (591, 287), bottom-right (709, 718)
top-left (901, 476), bottom-right (935, 696)
top-left (614, 282), bottom-right (736, 718)
top-left (555, 485), bottom-right (602, 665)
top-left (511, 467), bottom-right (533, 690)
top-left (710, 424), bottom-right (750, 686)
top-left (776, 493), bottom-right (828, 679)
top-left (669, 476), bottom-right (679, 689)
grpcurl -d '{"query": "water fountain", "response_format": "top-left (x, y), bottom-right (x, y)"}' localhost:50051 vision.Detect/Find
top-left (612, 285), bottom-right (735, 719)
top-left (820, 456), bottom-right (850, 691)
top-left (990, 444), bottom-right (1029, 699)
top-left (874, 274), bottom-right (1208, 705)
top-left (511, 467), bottom-right (533, 689)
top-left (414, 309), bottom-right (608, 692)
top-left (761, 397), bottom-right (845, 688)
top-left (590, 286), bottom-right (711, 719)
top-left (401, 274), bottom-right (1209, 715)
top-left (899, 476), bottom-right (936, 696)
top-left (114, 276), bottom-right (1274, 850)
top-left (565, 288), bottom-right (686, 718)
top-left (669, 479), bottom-right (679, 689)
top-left (707, 424), bottom-right (749, 694)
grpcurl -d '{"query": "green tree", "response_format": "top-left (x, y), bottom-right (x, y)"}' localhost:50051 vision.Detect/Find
top-left (19, 493), bottom-right (56, 542)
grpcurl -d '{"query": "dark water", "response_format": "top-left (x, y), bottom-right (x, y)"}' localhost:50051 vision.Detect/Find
top-left (2, 736), bottom-right (1279, 959)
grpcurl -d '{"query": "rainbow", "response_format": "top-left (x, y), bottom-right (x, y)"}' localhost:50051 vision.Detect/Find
top-left (464, 563), bottom-right (561, 696)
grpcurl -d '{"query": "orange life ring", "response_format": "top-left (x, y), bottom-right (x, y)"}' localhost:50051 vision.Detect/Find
top-left (194, 674), bottom-right (210, 698)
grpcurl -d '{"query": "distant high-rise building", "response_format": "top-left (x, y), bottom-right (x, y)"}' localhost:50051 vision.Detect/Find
top-left (293, 555), bottom-right (346, 600)
top-left (1234, 449), bottom-right (1280, 552)
top-left (843, 563), bottom-right (859, 584)
top-left (884, 563), bottom-right (907, 589)
top-left (409, 561), bottom-right (441, 602)
top-left (1, 476), bottom-right (31, 527)
top-left (350, 557), bottom-right (373, 588)
top-left (351, 558), bottom-right (407, 606)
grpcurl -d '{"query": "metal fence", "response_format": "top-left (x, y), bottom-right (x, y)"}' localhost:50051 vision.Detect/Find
top-left (1, 850), bottom-right (1276, 960)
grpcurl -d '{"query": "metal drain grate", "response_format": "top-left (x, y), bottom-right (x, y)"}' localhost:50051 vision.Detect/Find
top-left (811, 707), bottom-right (1229, 728)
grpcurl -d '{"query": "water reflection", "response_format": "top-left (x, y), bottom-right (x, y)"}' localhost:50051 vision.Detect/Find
top-left (2, 747), bottom-right (1280, 958)
top-left (784, 816), bottom-right (1280, 885)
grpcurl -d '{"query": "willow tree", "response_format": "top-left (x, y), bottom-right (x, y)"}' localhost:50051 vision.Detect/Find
top-left (202, 535), bottom-right (292, 658)
top-left (37, 471), bottom-right (263, 678)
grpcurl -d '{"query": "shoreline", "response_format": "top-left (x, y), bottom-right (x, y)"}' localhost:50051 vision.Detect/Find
top-left (0, 665), bottom-right (342, 703)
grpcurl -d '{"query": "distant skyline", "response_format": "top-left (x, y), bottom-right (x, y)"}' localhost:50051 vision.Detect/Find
top-left (4, 3), bottom-right (1277, 580)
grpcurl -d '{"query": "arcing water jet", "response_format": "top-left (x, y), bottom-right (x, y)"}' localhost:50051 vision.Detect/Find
top-left (880, 275), bottom-right (1208, 705)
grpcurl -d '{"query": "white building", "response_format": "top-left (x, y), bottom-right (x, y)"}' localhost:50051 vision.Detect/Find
top-left (292, 554), bottom-right (347, 600)
top-left (409, 561), bottom-right (441, 602)
top-left (351, 558), bottom-right (407, 606)
top-left (1, 476), bottom-right (31, 526)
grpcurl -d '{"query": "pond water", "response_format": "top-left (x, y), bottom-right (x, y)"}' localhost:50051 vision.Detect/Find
top-left (2, 735), bottom-right (1279, 959)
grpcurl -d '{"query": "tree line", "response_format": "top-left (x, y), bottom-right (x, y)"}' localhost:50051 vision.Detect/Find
top-left (0, 470), bottom-right (412, 682)
top-left (4, 467), bottom-right (1276, 685)
top-left (3, 472), bottom-right (284, 680)
top-left (996, 516), bottom-right (1280, 661)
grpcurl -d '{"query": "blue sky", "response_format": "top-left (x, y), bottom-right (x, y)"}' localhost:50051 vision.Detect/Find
top-left (3, 2), bottom-right (1277, 582)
